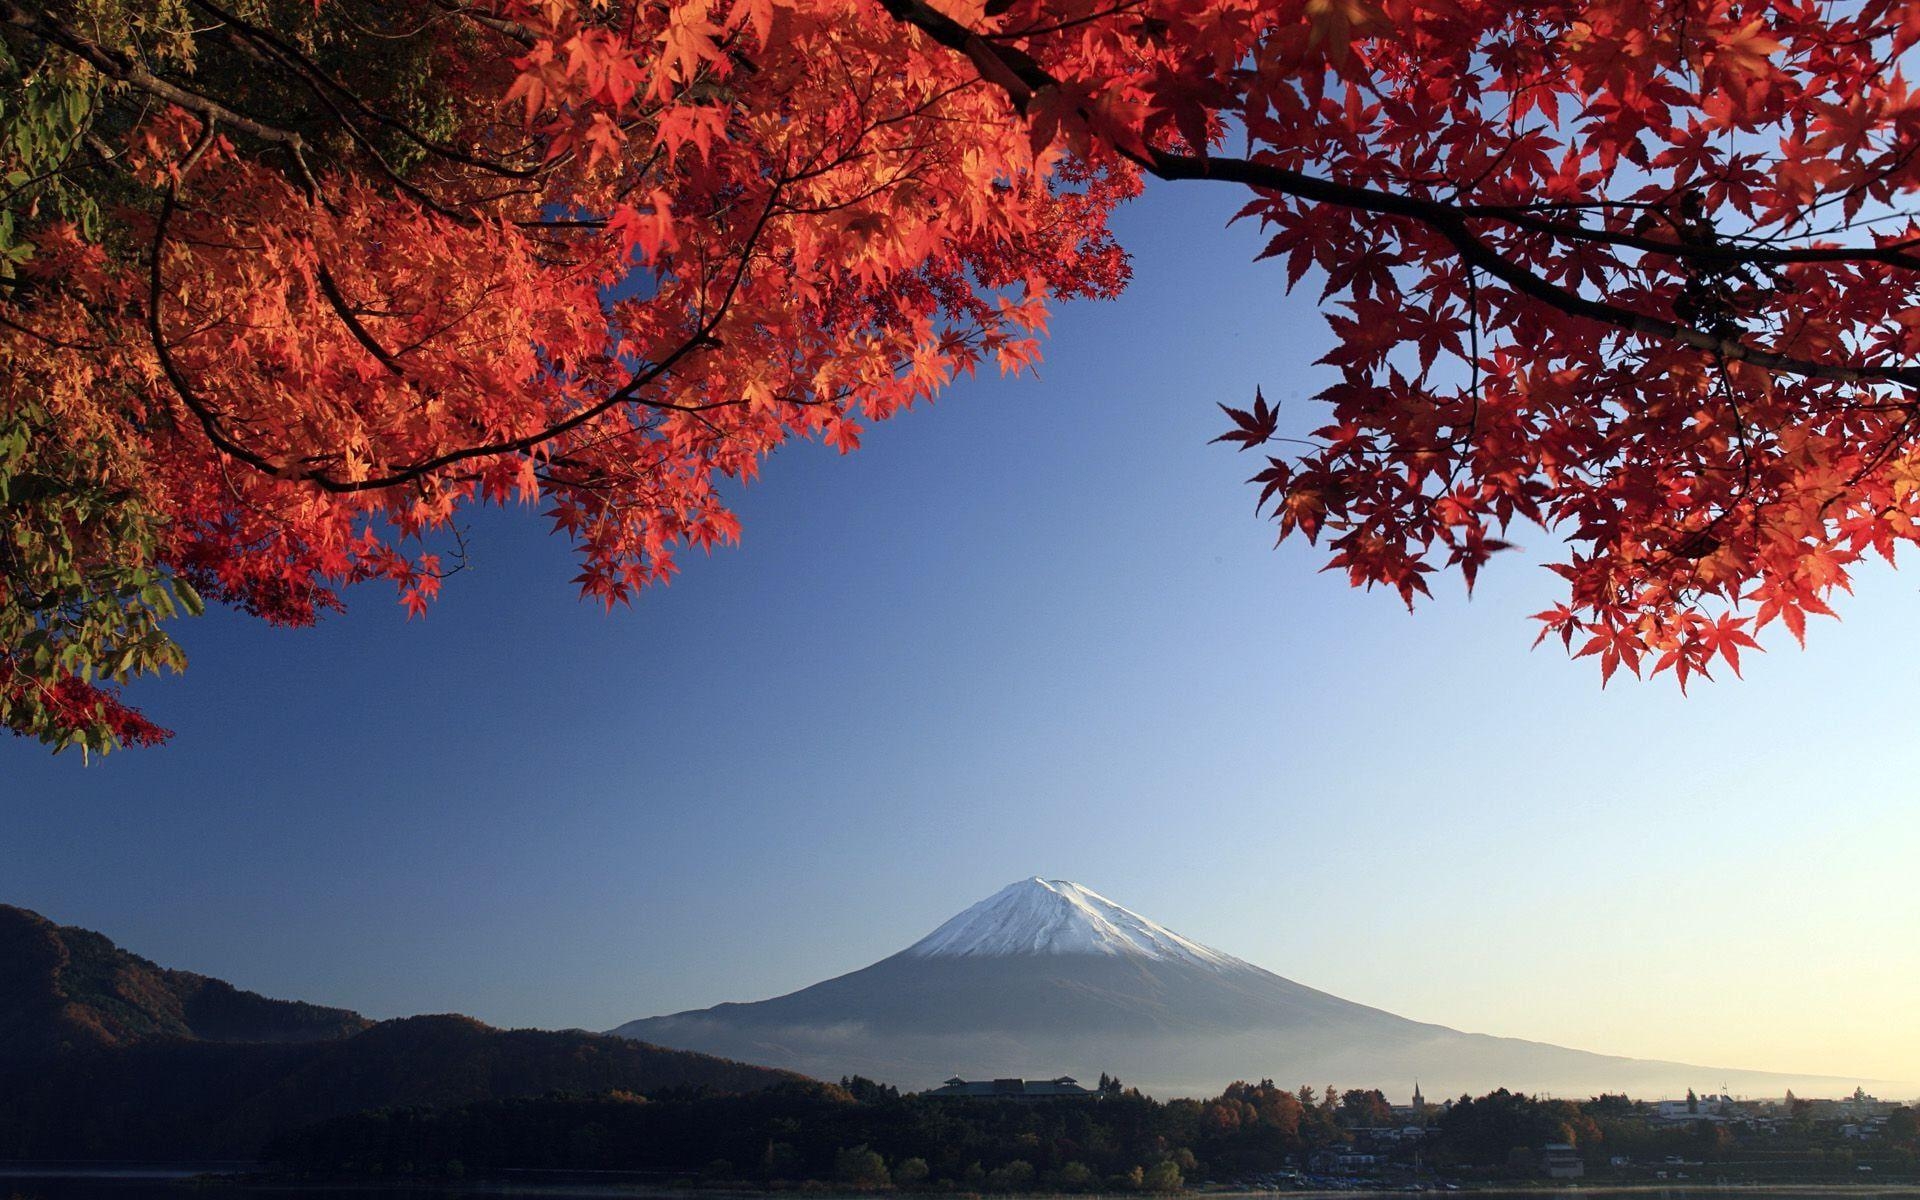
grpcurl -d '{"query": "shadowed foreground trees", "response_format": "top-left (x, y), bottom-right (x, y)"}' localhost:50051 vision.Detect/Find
top-left (7, 0), bottom-right (1920, 750)
top-left (270, 1081), bottom-right (1310, 1186)
top-left (268, 1082), bottom-right (1920, 1186)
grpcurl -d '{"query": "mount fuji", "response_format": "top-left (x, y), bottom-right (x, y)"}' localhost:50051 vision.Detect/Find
top-left (610, 878), bottom-right (1861, 1098)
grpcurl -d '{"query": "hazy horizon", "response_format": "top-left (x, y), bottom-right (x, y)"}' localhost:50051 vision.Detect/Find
top-left (609, 875), bottom-right (1918, 1102)
top-left (5, 181), bottom-right (1918, 1094)
top-left (7, 866), bottom-right (1916, 1101)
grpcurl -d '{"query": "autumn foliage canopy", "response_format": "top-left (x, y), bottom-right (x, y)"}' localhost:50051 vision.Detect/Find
top-left (3, 0), bottom-right (1918, 750)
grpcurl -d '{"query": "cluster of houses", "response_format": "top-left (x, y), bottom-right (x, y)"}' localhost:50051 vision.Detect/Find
top-left (1323, 1086), bottom-right (1914, 1182)
top-left (921, 1076), bottom-right (1914, 1184)
top-left (1650, 1088), bottom-right (1908, 1139)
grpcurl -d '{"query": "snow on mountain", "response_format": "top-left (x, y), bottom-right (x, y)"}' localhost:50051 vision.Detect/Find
top-left (901, 877), bottom-right (1245, 970)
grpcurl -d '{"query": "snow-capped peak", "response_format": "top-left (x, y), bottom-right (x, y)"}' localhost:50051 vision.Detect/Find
top-left (901, 878), bottom-right (1245, 969)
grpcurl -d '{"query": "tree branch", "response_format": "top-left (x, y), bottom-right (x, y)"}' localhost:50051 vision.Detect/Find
top-left (876, 0), bottom-right (1920, 392)
top-left (3, 0), bottom-right (320, 195)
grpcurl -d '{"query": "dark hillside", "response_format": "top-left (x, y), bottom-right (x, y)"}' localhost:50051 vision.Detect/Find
top-left (0, 904), bottom-right (807, 1158)
top-left (0, 903), bottom-right (370, 1054)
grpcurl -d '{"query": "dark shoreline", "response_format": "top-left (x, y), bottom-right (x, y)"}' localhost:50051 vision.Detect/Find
top-left (7, 1169), bottom-right (1920, 1200)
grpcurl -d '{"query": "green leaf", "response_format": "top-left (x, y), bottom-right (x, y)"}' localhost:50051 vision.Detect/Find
top-left (173, 577), bottom-right (205, 617)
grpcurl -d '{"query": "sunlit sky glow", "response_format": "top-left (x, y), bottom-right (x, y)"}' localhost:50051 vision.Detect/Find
top-left (4, 184), bottom-right (1917, 1098)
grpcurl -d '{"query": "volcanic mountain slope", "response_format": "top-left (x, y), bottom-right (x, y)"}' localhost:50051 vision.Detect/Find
top-left (611, 878), bottom-right (1868, 1098)
top-left (0, 904), bottom-right (804, 1158)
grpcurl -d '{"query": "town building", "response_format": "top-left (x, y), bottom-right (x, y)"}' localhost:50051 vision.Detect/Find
top-left (922, 1075), bottom-right (1097, 1100)
top-left (1541, 1144), bottom-right (1585, 1179)
top-left (1389, 1081), bottom-right (1432, 1124)
top-left (1308, 1148), bottom-right (1383, 1175)
top-left (1653, 1094), bottom-right (1737, 1124)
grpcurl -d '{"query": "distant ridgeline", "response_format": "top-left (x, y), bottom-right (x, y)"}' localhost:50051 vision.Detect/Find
top-left (270, 1080), bottom-right (1920, 1189)
top-left (0, 905), bottom-right (803, 1158)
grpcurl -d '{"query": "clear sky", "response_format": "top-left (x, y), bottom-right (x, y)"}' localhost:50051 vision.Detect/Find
top-left (3, 182), bottom-right (1917, 1097)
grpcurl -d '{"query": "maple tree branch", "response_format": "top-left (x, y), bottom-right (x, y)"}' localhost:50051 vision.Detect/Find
top-left (2, 0), bottom-right (321, 195)
top-left (149, 167), bottom-right (787, 494)
top-left (149, 133), bottom-right (293, 484)
top-left (986, 0), bottom-right (1148, 41)
top-left (9, 0), bottom-right (585, 226)
top-left (314, 263), bottom-right (408, 377)
top-left (428, 1), bottom-right (540, 48)
top-left (1414, 214), bottom-right (1920, 389)
top-left (189, 0), bottom-right (549, 181)
top-left (0, 307), bottom-right (103, 352)
top-left (878, 0), bottom-right (1920, 392)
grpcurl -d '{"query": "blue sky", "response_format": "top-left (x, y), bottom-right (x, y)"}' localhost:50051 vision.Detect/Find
top-left (4, 182), bottom-right (1918, 1091)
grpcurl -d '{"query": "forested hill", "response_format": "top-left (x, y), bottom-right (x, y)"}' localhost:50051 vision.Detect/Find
top-left (0, 904), bottom-right (806, 1158)
top-left (0, 903), bottom-right (371, 1055)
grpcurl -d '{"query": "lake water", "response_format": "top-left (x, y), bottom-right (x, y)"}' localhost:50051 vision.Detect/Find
top-left (5, 1171), bottom-right (1920, 1200)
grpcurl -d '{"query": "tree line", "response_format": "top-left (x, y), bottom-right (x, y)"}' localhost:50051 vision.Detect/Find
top-left (269, 1077), bottom-right (1920, 1189)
